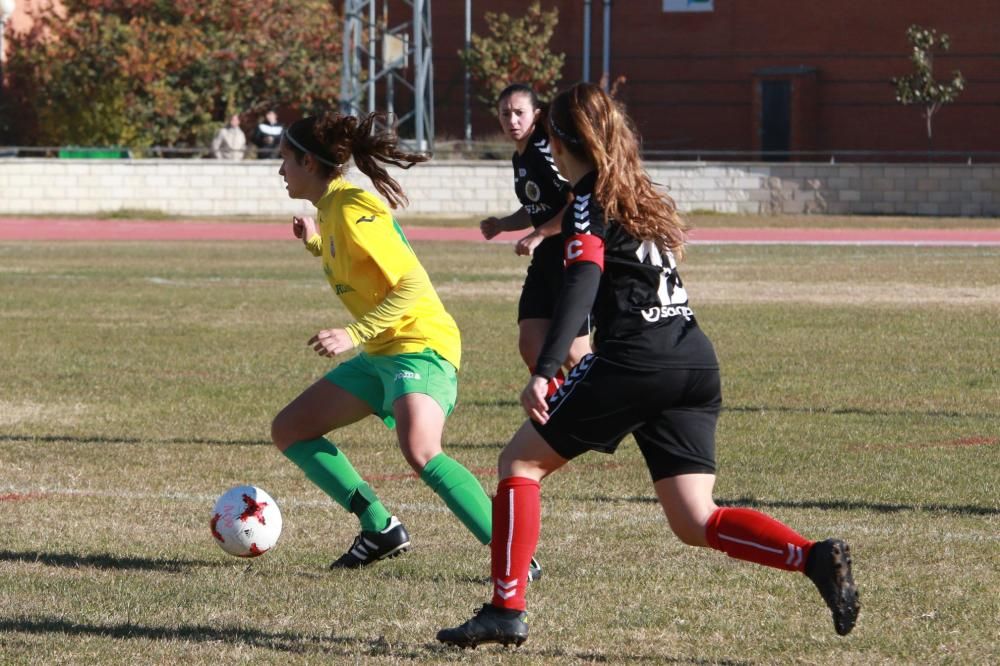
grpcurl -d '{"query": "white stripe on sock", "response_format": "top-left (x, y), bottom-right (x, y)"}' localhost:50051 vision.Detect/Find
top-left (505, 488), bottom-right (515, 577)
top-left (718, 532), bottom-right (784, 555)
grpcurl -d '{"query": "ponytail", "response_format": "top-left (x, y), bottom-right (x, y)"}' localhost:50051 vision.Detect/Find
top-left (349, 112), bottom-right (428, 209)
top-left (284, 111), bottom-right (428, 209)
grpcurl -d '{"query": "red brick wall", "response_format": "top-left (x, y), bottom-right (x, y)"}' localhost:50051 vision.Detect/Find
top-left (431, 1), bottom-right (999, 155)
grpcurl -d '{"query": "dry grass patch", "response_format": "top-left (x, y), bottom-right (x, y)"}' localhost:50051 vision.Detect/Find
top-left (689, 280), bottom-right (1000, 305)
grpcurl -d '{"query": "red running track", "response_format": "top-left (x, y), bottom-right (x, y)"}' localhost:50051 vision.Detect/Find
top-left (1, 217), bottom-right (999, 245)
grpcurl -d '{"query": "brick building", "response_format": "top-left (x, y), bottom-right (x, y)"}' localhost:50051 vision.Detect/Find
top-left (7, 1), bottom-right (997, 158)
top-left (432, 1), bottom-right (999, 158)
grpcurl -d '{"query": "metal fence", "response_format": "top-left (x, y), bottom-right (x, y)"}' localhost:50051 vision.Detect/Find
top-left (3, 144), bottom-right (1000, 163)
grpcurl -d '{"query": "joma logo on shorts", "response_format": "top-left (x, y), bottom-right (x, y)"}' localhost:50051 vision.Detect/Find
top-left (641, 305), bottom-right (694, 322)
top-left (395, 371), bottom-right (421, 381)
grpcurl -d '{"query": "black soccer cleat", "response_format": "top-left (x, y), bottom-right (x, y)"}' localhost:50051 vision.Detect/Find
top-left (437, 604), bottom-right (529, 649)
top-left (805, 538), bottom-right (860, 636)
top-left (528, 556), bottom-right (542, 583)
top-left (329, 516), bottom-right (411, 569)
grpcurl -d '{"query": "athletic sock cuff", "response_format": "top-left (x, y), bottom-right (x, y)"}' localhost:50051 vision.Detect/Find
top-left (497, 476), bottom-right (540, 491)
top-left (418, 452), bottom-right (450, 488)
top-left (282, 438), bottom-right (336, 465)
top-left (705, 506), bottom-right (725, 550)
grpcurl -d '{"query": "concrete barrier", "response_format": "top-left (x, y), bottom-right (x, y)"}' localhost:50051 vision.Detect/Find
top-left (1, 158), bottom-right (997, 217)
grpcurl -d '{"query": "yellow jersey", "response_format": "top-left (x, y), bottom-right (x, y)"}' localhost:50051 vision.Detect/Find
top-left (308, 178), bottom-right (461, 370)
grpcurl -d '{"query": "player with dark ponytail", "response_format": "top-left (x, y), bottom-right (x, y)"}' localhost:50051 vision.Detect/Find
top-left (437, 84), bottom-right (860, 647)
top-left (272, 111), bottom-right (542, 578)
top-left (479, 84), bottom-right (592, 399)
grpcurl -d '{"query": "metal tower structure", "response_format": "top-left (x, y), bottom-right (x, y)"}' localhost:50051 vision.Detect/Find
top-left (340, 0), bottom-right (434, 151)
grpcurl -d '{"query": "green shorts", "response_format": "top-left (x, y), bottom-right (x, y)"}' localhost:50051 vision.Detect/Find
top-left (324, 349), bottom-right (458, 429)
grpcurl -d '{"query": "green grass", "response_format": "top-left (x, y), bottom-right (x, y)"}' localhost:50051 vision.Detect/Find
top-left (18, 209), bottom-right (1000, 230)
top-left (361, 213), bottom-right (1000, 230)
top-left (0, 239), bottom-right (998, 664)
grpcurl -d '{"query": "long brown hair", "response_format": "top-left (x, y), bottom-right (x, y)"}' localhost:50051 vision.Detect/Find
top-left (548, 83), bottom-right (688, 258)
top-left (285, 111), bottom-right (428, 209)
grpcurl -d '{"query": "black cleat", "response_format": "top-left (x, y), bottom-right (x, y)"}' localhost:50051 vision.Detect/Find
top-left (805, 538), bottom-right (860, 636)
top-left (528, 557), bottom-right (542, 583)
top-left (437, 604), bottom-right (529, 649)
top-left (329, 516), bottom-right (410, 569)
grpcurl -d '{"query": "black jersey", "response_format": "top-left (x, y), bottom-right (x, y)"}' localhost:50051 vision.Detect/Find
top-left (535, 171), bottom-right (718, 377)
top-left (511, 126), bottom-right (571, 227)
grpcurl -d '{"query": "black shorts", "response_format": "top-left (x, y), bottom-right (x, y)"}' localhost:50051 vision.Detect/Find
top-left (533, 355), bottom-right (721, 481)
top-left (517, 236), bottom-right (591, 337)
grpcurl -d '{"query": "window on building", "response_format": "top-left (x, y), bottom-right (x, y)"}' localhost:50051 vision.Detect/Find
top-left (663, 0), bottom-right (714, 12)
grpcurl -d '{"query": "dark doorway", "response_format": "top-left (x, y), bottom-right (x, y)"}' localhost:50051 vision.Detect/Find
top-left (760, 80), bottom-right (791, 161)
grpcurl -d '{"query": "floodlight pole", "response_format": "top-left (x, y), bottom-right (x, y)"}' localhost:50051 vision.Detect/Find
top-left (341, 0), bottom-right (434, 151)
top-left (464, 0), bottom-right (471, 141)
top-left (602, 0), bottom-right (612, 89)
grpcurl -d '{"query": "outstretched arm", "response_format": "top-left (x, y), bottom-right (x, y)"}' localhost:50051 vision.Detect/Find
top-left (480, 207), bottom-right (532, 240)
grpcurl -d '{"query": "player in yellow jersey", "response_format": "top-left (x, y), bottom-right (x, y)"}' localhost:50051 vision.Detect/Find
top-left (272, 111), bottom-right (540, 578)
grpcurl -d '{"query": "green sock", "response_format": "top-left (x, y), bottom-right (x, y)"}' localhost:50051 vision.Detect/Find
top-left (283, 438), bottom-right (391, 532)
top-left (420, 452), bottom-right (492, 545)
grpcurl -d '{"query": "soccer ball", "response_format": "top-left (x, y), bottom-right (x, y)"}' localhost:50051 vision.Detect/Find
top-left (210, 485), bottom-right (282, 557)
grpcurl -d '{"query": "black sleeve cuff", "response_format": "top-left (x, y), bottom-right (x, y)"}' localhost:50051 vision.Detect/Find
top-left (534, 261), bottom-right (601, 379)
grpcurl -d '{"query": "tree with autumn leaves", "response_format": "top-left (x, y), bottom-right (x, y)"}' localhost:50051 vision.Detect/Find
top-left (2, 0), bottom-right (341, 151)
top-left (459, 2), bottom-right (565, 110)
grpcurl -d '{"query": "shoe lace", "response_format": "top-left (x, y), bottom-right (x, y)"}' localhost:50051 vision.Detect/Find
top-left (344, 533), bottom-right (370, 559)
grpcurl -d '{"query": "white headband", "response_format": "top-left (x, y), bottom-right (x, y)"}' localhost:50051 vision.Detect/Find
top-left (284, 131), bottom-right (343, 167)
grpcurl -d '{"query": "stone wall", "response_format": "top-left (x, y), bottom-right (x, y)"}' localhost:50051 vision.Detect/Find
top-left (1, 159), bottom-right (997, 218)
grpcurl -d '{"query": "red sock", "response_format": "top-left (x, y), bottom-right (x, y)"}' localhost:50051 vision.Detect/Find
top-left (490, 476), bottom-right (540, 611)
top-left (705, 507), bottom-right (814, 572)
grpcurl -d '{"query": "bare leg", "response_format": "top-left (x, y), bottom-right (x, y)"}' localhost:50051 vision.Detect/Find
top-left (397, 392), bottom-right (493, 545)
top-left (499, 419), bottom-right (570, 481)
top-left (271, 377), bottom-right (372, 451)
top-left (393, 392), bottom-right (446, 472)
top-left (518, 318), bottom-right (591, 372)
top-left (652, 473), bottom-right (719, 546)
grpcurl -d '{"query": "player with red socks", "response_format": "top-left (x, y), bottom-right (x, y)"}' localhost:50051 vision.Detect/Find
top-left (478, 84), bottom-right (592, 398)
top-left (437, 83), bottom-right (859, 648)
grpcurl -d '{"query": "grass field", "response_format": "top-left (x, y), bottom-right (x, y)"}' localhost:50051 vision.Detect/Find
top-left (19, 209), bottom-right (1000, 231)
top-left (0, 236), bottom-right (997, 664)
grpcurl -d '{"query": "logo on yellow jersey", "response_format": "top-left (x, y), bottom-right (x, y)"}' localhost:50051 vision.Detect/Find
top-left (355, 214), bottom-right (377, 224)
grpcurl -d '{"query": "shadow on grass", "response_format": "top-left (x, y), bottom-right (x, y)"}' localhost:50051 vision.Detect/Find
top-left (725, 403), bottom-right (996, 420)
top-left (0, 549), bottom-right (216, 572)
top-left (722, 495), bottom-right (1000, 517)
top-left (535, 649), bottom-right (750, 665)
top-left (0, 616), bottom-right (750, 663)
top-left (466, 401), bottom-right (996, 421)
top-left (427, 643), bottom-right (751, 664)
top-left (569, 494), bottom-right (1000, 517)
top-left (0, 434), bottom-right (270, 447)
top-left (0, 616), bottom-right (357, 655)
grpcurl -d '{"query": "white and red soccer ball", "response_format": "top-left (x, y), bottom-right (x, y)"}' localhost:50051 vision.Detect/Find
top-left (210, 485), bottom-right (282, 557)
